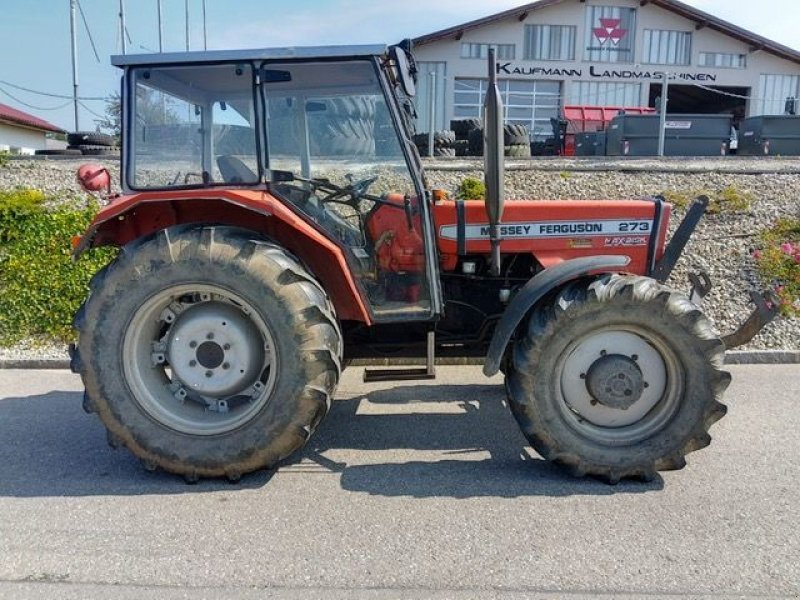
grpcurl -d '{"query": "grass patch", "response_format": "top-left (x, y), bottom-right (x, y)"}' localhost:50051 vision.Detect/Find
top-left (660, 185), bottom-right (753, 214)
top-left (753, 218), bottom-right (800, 317)
top-left (0, 189), bottom-right (115, 344)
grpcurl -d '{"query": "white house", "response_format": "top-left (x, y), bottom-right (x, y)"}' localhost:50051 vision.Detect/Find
top-left (0, 102), bottom-right (65, 155)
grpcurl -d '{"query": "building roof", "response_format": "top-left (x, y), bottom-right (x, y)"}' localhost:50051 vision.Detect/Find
top-left (412, 0), bottom-right (800, 67)
top-left (0, 102), bottom-right (65, 134)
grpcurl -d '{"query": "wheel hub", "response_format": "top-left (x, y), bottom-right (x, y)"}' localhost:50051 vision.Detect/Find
top-left (585, 354), bottom-right (644, 410)
top-left (167, 301), bottom-right (266, 397)
top-left (196, 341), bottom-right (225, 369)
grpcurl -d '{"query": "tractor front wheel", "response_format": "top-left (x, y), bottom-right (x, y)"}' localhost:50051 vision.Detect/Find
top-left (506, 274), bottom-right (730, 483)
top-left (73, 226), bottom-right (341, 481)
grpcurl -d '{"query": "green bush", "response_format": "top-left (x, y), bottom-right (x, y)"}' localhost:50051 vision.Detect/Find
top-left (0, 150), bottom-right (9, 168)
top-left (456, 177), bottom-right (486, 201)
top-left (0, 189), bottom-right (116, 344)
top-left (753, 218), bottom-right (800, 317)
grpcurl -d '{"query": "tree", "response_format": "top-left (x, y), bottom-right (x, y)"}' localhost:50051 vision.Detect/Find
top-left (98, 88), bottom-right (180, 138)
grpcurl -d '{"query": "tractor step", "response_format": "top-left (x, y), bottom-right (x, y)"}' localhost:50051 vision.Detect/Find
top-left (362, 367), bottom-right (436, 383)
top-left (363, 331), bottom-right (436, 383)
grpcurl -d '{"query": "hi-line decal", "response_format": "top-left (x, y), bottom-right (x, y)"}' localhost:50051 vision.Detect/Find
top-left (439, 219), bottom-right (652, 240)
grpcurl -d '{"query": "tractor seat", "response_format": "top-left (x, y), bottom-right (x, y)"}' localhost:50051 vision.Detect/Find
top-left (217, 155), bottom-right (257, 183)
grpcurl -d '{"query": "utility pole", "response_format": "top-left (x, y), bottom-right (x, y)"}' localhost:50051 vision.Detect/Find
top-left (185, 0), bottom-right (190, 51)
top-left (657, 72), bottom-right (670, 157)
top-left (202, 0), bottom-right (208, 50)
top-left (119, 0), bottom-right (127, 54)
top-left (69, 0), bottom-right (79, 131)
top-left (427, 71), bottom-right (436, 157)
top-left (157, 0), bottom-right (163, 52)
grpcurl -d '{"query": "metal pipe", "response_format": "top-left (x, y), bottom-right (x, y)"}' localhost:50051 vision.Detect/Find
top-left (185, 0), bottom-right (190, 51)
top-left (658, 72), bottom-right (670, 157)
top-left (484, 48), bottom-right (505, 277)
top-left (119, 0), bottom-right (126, 54)
top-left (69, 0), bottom-right (79, 131)
top-left (427, 71), bottom-right (436, 157)
top-left (202, 0), bottom-right (207, 50)
top-left (157, 0), bottom-right (163, 52)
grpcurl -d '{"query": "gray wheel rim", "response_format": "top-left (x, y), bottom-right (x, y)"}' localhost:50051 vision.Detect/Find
top-left (122, 284), bottom-right (277, 436)
top-left (555, 326), bottom-right (683, 446)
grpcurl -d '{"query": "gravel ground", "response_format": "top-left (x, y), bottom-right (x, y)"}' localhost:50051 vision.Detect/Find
top-left (0, 156), bottom-right (797, 360)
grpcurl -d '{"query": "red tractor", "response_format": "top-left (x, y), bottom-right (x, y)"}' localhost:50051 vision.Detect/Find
top-left (70, 43), bottom-right (775, 484)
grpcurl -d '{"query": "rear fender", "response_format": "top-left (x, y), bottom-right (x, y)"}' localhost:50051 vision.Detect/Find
top-left (73, 192), bottom-right (372, 323)
top-left (483, 255), bottom-right (631, 377)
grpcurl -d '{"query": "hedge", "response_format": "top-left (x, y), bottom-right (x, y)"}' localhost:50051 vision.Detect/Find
top-left (0, 189), bottom-right (115, 344)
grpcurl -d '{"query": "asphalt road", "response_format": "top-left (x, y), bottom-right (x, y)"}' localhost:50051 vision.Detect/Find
top-left (0, 365), bottom-right (797, 600)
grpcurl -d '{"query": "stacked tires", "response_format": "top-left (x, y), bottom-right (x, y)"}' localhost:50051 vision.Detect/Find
top-left (451, 118), bottom-right (481, 157)
top-left (413, 130), bottom-right (457, 157)
top-left (453, 120), bottom-right (532, 158)
top-left (62, 131), bottom-right (117, 156)
top-left (503, 123), bottom-right (532, 158)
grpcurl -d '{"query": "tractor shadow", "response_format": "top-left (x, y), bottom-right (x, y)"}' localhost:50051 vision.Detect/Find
top-left (0, 389), bottom-right (273, 497)
top-left (286, 382), bottom-right (665, 498)
top-left (0, 382), bottom-right (664, 498)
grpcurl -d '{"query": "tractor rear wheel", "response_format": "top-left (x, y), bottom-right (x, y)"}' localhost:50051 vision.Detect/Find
top-left (73, 226), bottom-right (341, 481)
top-left (506, 274), bottom-right (730, 483)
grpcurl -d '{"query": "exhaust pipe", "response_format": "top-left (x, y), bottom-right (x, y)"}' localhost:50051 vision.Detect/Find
top-left (484, 48), bottom-right (505, 277)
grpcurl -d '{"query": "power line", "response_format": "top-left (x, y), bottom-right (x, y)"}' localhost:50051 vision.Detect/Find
top-left (78, 100), bottom-right (106, 120)
top-left (76, 0), bottom-right (101, 63)
top-left (0, 86), bottom-right (74, 111)
top-left (0, 80), bottom-right (106, 101)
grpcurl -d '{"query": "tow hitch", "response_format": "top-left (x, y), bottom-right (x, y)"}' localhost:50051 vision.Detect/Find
top-left (722, 290), bottom-right (781, 349)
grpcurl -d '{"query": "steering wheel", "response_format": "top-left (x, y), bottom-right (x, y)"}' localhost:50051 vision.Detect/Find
top-left (316, 176), bottom-right (379, 208)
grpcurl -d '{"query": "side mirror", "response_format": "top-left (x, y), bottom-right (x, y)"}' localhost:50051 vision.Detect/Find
top-left (389, 44), bottom-right (416, 97)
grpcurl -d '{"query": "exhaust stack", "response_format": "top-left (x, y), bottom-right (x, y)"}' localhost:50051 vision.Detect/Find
top-left (483, 48), bottom-right (505, 277)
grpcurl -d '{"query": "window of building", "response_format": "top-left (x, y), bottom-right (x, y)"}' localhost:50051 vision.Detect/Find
top-left (642, 30), bottom-right (692, 65)
top-left (699, 52), bottom-right (746, 69)
top-left (453, 78), bottom-right (561, 140)
top-left (460, 43), bottom-right (516, 60)
top-left (584, 5), bottom-right (636, 64)
top-left (569, 81), bottom-right (643, 108)
top-left (757, 74), bottom-right (800, 115)
top-left (524, 25), bottom-right (577, 61)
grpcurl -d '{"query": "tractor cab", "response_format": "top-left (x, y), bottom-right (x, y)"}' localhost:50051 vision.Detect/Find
top-left (113, 44), bottom-right (440, 322)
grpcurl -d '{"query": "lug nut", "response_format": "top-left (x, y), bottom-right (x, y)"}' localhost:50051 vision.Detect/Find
top-left (189, 341), bottom-right (197, 349)
top-left (189, 360), bottom-right (197, 367)
top-left (600, 350), bottom-right (607, 356)
top-left (632, 354), bottom-right (639, 361)
top-left (206, 333), bottom-right (214, 340)
top-left (223, 343), bottom-right (231, 350)
top-left (222, 362), bottom-right (230, 370)
top-left (205, 371), bottom-right (213, 378)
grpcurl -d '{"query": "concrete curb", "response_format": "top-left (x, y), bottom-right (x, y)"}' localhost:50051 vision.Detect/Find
top-left (1, 350), bottom-right (797, 370)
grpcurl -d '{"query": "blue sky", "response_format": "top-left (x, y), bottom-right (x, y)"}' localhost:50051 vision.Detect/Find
top-left (0, 0), bottom-right (797, 131)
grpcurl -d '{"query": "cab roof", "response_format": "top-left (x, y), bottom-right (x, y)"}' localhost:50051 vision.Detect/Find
top-left (111, 45), bottom-right (389, 68)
